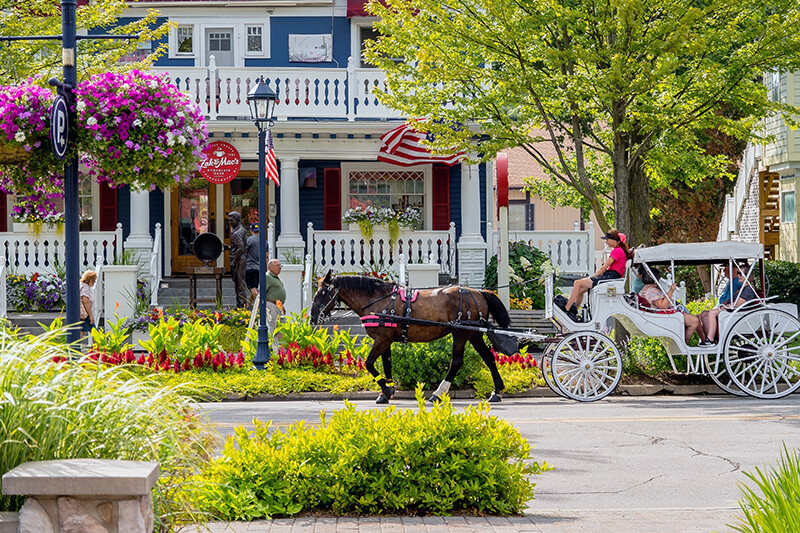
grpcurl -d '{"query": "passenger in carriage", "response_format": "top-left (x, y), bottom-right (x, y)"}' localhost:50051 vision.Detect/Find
top-left (700, 263), bottom-right (758, 345)
top-left (638, 265), bottom-right (708, 345)
top-left (557, 229), bottom-right (632, 321)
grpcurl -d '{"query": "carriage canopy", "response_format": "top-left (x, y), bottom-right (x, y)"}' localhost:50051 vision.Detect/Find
top-left (632, 242), bottom-right (764, 266)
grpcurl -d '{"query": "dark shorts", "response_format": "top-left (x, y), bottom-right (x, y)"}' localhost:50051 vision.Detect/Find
top-left (82, 317), bottom-right (95, 332)
top-left (246, 269), bottom-right (259, 289)
top-left (590, 270), bottom-right (621, 287)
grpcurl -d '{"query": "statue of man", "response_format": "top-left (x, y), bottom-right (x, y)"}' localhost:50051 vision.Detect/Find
top-left (228, 211), bottom-right (249, 308)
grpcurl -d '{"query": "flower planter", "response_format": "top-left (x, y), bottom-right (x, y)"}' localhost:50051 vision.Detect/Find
top-left (0, 144), bottom-right (31, 164)
top-left (12, 222), bottom-right (62, 234)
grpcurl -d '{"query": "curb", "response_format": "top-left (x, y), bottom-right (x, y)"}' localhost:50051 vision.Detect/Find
top-left (213, 384), bottom-right (725, 402)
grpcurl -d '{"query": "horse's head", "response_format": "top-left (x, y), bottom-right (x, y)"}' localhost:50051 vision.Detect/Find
top-left (311, 270), bottom-right (338, 325)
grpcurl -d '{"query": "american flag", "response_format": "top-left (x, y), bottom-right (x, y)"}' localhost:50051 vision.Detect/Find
top-left (377, 123), bottom-right (462, 166)
top-left (266, 130), bottom-right (280, 187)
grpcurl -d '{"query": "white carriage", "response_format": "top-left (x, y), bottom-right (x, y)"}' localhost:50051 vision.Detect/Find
top-left (542, 241), bottom-right (800, 401)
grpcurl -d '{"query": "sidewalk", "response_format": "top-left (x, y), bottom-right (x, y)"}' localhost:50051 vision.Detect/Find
top-left (183, 509), bottom-right (740, 532)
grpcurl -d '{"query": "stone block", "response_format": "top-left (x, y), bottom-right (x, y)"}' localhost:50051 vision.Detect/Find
top-left (17, 499), bottom-right (53, 533)
top-left (2, 459), bottom-right (159, 497)
top-left (0, 512), bottom-right (19, 533)
top-left (58, 497), bottom-right (109, 533)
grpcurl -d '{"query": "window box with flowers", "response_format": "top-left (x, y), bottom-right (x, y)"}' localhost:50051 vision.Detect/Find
top-left (342, 206), bottom-right (423, 243)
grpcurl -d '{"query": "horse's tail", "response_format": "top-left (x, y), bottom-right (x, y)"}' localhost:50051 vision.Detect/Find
top-left (481, 290), bottom-right (511, 328)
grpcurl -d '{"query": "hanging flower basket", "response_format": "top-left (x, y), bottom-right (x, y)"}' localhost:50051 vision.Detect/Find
top-left (0, 80), bottom-right (65, 221)
top-left (74, 70), bottom-right (209, 191)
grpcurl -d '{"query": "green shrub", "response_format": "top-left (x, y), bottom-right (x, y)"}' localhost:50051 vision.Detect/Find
top-left (190, 388), bottom-right (549, 519)
top-left (762, 260), bottom-right (800, 308)
top-left (390, 335), bottom-right (483, 390)
top-left (472, 364), bottom-right (544, 397)
top-left (732, 445), bottom-right (800, 532)
top-left (484, 242), bottom-right (553, 309)
top-left (624, 336), bottom-right (672, 376)
top-left (219, 324), bottom-right (248, 353)
top-left (0, 329), bottom-right (216, 531)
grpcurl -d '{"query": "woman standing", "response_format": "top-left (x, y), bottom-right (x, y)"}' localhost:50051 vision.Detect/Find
top-left (79, 270), bottom-right (97, 338)
top-left (557, 229), bottom-right (631, 321)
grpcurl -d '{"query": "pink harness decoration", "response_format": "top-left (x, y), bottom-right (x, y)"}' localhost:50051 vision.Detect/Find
top-left (361, 315), bottom-right (398, 328)
top-left (397, 287), bottom-right (419, 302)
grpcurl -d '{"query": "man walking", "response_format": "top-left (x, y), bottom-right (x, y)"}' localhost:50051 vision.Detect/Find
top-left (245, 223), bottom-right (260, 306)
top-left (264, 258), bottom-right (286, 351)
top-left (228, 211), bottom-right (249, 308)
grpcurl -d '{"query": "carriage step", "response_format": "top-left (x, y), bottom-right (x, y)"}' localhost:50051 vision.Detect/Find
top-left (508, 310), bottom-right (557, 335)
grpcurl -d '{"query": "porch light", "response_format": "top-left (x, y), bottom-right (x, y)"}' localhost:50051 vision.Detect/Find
top-left (246, 76), bottom-right (278, 130)
top-left (247, 75), bottom-right (278, 369)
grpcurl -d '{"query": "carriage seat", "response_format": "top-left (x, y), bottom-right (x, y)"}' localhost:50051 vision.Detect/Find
top-left (595, 259), bottom-right (632, 295)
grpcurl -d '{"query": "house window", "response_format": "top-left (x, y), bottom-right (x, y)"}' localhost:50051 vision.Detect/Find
top-left (177, 25), bottom-right (193, 54)
top-left (79, 174), bottom-right (93, 231)
top-left (246, 25), bottom-right (263, 53)
top-left (359, 25), bottom-right (379, 68)
top-left (348, 170), bottom-right (424, 222)
top-left (207, 31), bottom-right (232, 54)
top-left (782, 191), bottom-right (795, 223)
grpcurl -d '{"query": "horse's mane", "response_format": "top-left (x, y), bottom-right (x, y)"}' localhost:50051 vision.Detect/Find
top-left (333, 275), bottom-right (395, 297)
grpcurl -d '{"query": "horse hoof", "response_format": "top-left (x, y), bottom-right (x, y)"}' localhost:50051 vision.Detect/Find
top-left (428, 394), bottom-right (442, 404)
top-left (382, 386), bottom-right (396, 400)
top-left (488, 392), bottom-right (502, 403)
top-left (376, 394), bottom-right (389, 404)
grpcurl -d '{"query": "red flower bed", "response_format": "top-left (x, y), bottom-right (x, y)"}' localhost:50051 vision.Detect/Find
top-left (87, 348), bottom-right (245, 373)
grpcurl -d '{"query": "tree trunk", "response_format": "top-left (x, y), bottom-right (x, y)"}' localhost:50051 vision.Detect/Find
top-left (627, 159), bottom-right (651, 247)
top-left (696, 264), bottom-right (711, 294)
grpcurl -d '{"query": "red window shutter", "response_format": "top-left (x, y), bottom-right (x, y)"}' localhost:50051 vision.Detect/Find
top-left (0, 192), bottom-right (7, 232)
top-left (432, 166), bottom-right (450, 230)
top-left (323, 167), bottom-right (342, 230)
top-left (99, 182), bottom-right (118, 231)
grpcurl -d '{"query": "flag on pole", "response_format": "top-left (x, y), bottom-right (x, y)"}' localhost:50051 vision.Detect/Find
top-left (377, 123), bottom-right (462, 166)
top-left (266, 130), bottom-right (280, 187)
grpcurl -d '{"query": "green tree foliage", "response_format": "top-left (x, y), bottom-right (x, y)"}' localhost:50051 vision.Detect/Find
top-left (365, 0), bottom-right (800, 245)
top-left (0, 0), bottom-right (170, 84)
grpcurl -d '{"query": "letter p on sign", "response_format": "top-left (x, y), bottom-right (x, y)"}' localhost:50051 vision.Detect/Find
top-left (50, 95), bottom-right (70, 161)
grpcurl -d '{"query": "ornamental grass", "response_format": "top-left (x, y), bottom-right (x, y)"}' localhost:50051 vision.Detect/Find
top-left (0, 328), bottom-right (218, 531)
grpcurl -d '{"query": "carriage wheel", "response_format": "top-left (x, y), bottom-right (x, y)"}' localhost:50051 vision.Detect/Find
top-left (723, 309), bottom-right (800, 399)
top-left (551, 331), bottom-right (622, 402)
top-left (704, 351), bottom-right (746, 396)
top-left (541, 345), bottom-right (567, 398)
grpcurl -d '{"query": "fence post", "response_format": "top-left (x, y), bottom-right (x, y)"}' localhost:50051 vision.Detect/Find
top-left (115, 223), bottom-right (124, 263)
top-left (208, 55), bottom-right (218, 120)
top-left (586, 220), bottom-right (595, 273)
top-left (304, 253), bottom-right (313, 309)
top-left (448, 222), bottom-right (457, 280)
top-left (94, 253), bottom-right (104, 324)
top-left (268, 222), bottom-right (275, 259)
top-left (0, 255), bottom-right (6, 318)
top-left (150, 223), bottom-right (162, 307)
top-left (346, 56), bottom-right (356, 121)
top-left (398, 253), bottom-right (406, 286)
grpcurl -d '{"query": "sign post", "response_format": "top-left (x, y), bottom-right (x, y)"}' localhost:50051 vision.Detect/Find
top-left (496, 153), bottom-right (510, 308)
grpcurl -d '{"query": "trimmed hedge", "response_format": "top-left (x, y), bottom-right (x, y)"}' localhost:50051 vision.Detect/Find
top-left (190, 389), bottom-right (549, 519)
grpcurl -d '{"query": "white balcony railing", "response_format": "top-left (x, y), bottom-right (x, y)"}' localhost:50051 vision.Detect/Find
top-left (307, 222), bottom-right (457, 279)
top-left (156, 57), bottom-right (402, 122)
top-left (488, 222), bottom-right (596, 276)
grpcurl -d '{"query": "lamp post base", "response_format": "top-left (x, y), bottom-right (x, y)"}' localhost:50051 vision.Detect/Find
top-left (253, 324), bottom-right (271, 370)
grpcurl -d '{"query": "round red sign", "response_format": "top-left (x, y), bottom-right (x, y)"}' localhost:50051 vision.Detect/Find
top-left (200, 141), bottom-right (241, 184)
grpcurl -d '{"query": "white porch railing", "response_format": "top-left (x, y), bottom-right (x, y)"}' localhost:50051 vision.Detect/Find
top-left (0, 255), bottom-right (6, 318)
top-left (0, 224), bottom-right (124, 276)
top-left (718, 143), bottom-right (761, 241)
top-left (489, 221), bottom-right (596, 276)
top-left (307, 222), bottom-right (457, 278)
top-left (157, 56), bottom-right (401, 122)
top-left (149, 223), bottom-right (163, 306)
top-left (93, 253), bottom-right (104, 324)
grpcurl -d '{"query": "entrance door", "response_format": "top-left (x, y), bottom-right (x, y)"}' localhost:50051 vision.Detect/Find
top-left (171, 178), bottom-right (218, 273)
top-left (205, 28), bottom-right (234, 66)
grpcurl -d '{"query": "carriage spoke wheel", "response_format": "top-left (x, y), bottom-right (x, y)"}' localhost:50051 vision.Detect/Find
top-left (704, 351), bottom-right (746, 396)
top-left (541, 345), bottom-right (567, 398)
top-left (551, 331), bottom-right (622, 402)
top-left (724, 309), bottom-right (800, 399)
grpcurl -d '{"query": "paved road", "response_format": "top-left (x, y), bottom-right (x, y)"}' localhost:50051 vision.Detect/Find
top-left (198, 395), bottom-right (800, 532)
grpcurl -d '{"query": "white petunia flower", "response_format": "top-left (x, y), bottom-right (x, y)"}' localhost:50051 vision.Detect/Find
top-left (520, 256), bottom-right (531, 269)
top-left (76, 101), bottom-right (86, 112)
top-left (132, 119), bottom-right (142, 127)
top-left (14, 131), bottom-right (25, 142)
top-left (86, 116), bottom-right (97, 126)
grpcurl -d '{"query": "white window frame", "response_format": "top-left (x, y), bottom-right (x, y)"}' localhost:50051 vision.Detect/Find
top-left (340, 162), bottom-right (433, 229)
top-left (244, 24), bottom-right (266, 57)
top-left (168, 18), bottom-right (270, 64)
top-left (350, 18), bottom-right (378, 69)
top-left (171, 24), bottom-right (196, 58)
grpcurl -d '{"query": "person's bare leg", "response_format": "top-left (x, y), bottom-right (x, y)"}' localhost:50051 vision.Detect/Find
top-left (704, 308), bottom-right (721, 343)
top-left (566, 278), bottom-right (592, 310)
top-left (684, 313), bottom-right (699, 344)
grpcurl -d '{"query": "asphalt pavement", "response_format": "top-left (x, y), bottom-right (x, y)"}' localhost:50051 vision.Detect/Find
top-left (191, 394), bottom-right (800, 532)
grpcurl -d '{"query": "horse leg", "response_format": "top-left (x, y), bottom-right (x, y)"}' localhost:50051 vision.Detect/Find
top-left (429, 333), bottom-right (468, 403)
top-left (470, 334), bottom-right (505, 403)
top-left (376, 346), bottom-right (395, 404)
top-left (366, 339), bottom-right (395, 404)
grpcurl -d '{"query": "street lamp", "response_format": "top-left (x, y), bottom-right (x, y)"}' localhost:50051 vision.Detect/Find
top-left (247, 76), bottom-right (278, 369)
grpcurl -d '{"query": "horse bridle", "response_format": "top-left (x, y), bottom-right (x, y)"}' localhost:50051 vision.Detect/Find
top-left (312, 283), bottom-right (339, 323)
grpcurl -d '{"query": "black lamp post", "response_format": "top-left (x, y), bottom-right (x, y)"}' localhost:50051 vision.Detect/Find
top-left (246, 76), bottom-right (278, 369)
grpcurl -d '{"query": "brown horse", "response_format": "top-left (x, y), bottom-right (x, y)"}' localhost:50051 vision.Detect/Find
top-left (310, 272), bottom-right (514, 403)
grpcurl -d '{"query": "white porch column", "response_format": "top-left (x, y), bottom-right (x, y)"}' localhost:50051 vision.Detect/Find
top-left (458, 163), bottom-right (486, 287)
top-left (123, 188), bottom-right (153, 276)
top-left (275, 157), bottom-right (305, 262)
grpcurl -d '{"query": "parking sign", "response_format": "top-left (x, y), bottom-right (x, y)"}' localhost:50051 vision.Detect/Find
top-left (50, 95), bottom-right (69, 160)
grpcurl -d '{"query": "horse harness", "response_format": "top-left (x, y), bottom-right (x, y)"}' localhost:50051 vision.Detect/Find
top-left (361, 286), bottom-right (486, 342)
